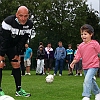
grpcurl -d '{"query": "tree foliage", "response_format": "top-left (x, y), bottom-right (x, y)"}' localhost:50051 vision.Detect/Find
top-left (0, 0), bottom-right (100, 69)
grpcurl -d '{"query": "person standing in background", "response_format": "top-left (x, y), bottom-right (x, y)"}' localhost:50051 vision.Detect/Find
top-left (36, 45), bottom-right (45, 75)
top-left (24, 43), bottom-right (33, 75)
top-left (54, 41), bottom-right (66, 76)
top-left (44, 43), bottom-right (54, 75)
top-left (66, 44), bottom-right (74, 75)
top-left (74, 44), bottom-right (82, 76)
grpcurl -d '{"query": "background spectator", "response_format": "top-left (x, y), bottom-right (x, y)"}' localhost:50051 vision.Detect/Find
top-left (36, 45), bottom-right (45, 75)
top-left (74, 44), bottom-right (82, 76)
top-left (24, 43), bottom-right (33, 75)
top-left (54, 41), bottom-right (66, 76)
top-left (66, 44), bottom-right (74, 75)
top-left (44, 43), bottom-right (54, 75)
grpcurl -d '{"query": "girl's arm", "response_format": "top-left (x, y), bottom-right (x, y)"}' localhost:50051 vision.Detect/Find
top-left (70, 59), bottom-right (78, 69)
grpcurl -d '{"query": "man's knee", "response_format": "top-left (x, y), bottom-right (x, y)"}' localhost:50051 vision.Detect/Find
top-left (0, 56), bottom-right (5, 68)
top-left (11, 59), bottom-right (20, 68)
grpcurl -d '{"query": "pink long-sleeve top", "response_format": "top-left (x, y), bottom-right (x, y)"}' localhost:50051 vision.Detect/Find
top-left (74, 40), bottom-right (100, 69)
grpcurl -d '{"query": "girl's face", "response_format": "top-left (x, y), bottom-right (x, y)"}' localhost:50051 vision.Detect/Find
top-left (81, 31), bottom-right (93, 43)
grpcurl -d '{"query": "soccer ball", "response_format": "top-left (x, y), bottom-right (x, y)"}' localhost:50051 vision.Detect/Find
top-left (45, 74), bottom-right (54, 83)
top-left (0, 95), bottom-right (15, 100)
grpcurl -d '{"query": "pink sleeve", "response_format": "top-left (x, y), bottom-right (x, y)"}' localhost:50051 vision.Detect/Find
top-left (74, 47), bottom-right (81, 62)
top-left (94, 41), bottom-right (100, 53)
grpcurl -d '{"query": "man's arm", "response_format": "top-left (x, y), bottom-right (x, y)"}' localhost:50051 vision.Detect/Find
top-left (0, 28), bottom-right (11, 56)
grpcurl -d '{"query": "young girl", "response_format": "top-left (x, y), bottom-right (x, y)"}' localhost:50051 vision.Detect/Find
top-left (70, 24), bottom-right (100, 100)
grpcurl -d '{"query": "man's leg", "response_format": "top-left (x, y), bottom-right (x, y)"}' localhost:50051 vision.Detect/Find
top-left (11, 55), bottom-right (31, 97)
top-left (25, 59), bottom-right (31, 75)
top-left (0, 56), bottom-right (5, 96)
top-left (11, 55), bottom-right (21, 91)
top-left (26, 66), bottom-right (31, 75)
top-left (54, 60), bottom-right (59, 75)
top-left (59, 59), bottom-right (64, 75)
top-left (20, 57), bottom-right (25, 75)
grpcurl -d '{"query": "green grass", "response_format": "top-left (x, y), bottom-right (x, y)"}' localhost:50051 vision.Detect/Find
top-left (1, 70), bottom-right (100, 100)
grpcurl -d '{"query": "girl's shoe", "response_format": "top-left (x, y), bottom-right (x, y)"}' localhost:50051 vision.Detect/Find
top-left (82, 97), bottom-right (90, 100)
top-left (95, 93), bottom-right (100, 100)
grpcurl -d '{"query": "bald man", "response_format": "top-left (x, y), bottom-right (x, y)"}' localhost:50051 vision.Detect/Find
top-left (0, 6), bottom-right (33, 97)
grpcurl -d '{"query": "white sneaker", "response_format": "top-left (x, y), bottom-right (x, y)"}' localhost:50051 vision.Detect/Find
top-left (75, 74), bottom-right (78, 76)
top-left (54, 74), bottom-right (56, 76)
top-left (93, 76), bottom-right (96, 80)
top-left (82, 97), bottom-right (90, 100)
top-left (28, 73), bottom-right (31, 75)
top-left (59, 74), bottom-right (62, 76)
top-left (25, 73), bottom-right (28, 75)
top-left (80, 74), bottom-right (82, 76)
top-left (95, 93), bottom-right (100, 100)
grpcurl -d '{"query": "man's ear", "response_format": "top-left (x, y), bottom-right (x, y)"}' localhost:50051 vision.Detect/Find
top-left (16, 12), bottom-right (18, 18)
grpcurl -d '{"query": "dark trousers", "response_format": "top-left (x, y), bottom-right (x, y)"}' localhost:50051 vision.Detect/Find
top-left (20, 57), bottom-right (25, 75)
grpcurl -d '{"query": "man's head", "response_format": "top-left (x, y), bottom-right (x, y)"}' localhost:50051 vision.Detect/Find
top-left (25, 43), bottom-right (29, 48)
top-left (16, 6), bottom-right (29, 25)
top-left (58, 41), bottom-right (62, 47)
top-left (47, 43), bottom-right (51, 48)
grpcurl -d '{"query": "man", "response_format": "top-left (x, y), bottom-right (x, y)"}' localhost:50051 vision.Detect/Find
top-left (54, 41), bottom-right (66, 76)
top-left (0, 6), bottom-right (33, 97)
top-left (24, 43), bottom-right (32, 75)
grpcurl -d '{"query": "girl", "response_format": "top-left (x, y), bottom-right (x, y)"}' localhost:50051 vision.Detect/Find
top-left (70, 24), bottom-right (100, 100)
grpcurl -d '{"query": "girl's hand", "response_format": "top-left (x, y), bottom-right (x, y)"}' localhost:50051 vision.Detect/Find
top-left (70, 62), bottom-right (75, 69)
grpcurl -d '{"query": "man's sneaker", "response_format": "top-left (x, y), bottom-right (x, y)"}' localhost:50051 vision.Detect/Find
top-left (68, 72), bottom-right (73, 76)
top-left (53, 73), bottom-right (56, 76)
top-left (0, 91), bottom-right (5, 96)
top-left (75, 74), bottom-right (78, 76)
top-left (25, 73), bottom-right (28, 75)
top-left (28, 73), bottom-right (31, 75)
top-left (82, 97), bottom-right (90, 100)
top-left (16, 88), bottom-right (31, 97)
top-left (80, 74), bottom-right (82, 76)
top-left (95, 93), bottom-right (100, 100)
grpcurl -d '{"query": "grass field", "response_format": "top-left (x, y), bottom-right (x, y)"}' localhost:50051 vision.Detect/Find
top-left (1, 70), bottom-right (100, 100)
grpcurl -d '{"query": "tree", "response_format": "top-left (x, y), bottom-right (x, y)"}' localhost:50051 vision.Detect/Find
top-left (0, 0), bottom-right (99, 69)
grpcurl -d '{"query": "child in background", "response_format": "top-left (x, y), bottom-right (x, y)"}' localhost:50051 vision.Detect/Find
top-left (74, 44), bottom-right (82, 76)
top-left (66, 44), bottom-right (74, 75)
top-left (70, 24), bottom-right (100, 100)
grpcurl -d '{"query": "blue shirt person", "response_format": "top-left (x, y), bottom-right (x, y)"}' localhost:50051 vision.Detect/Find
top-left (24, 43), bottom-right (32, 75)
top-left (54, 41), bottom-right (66, 76)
